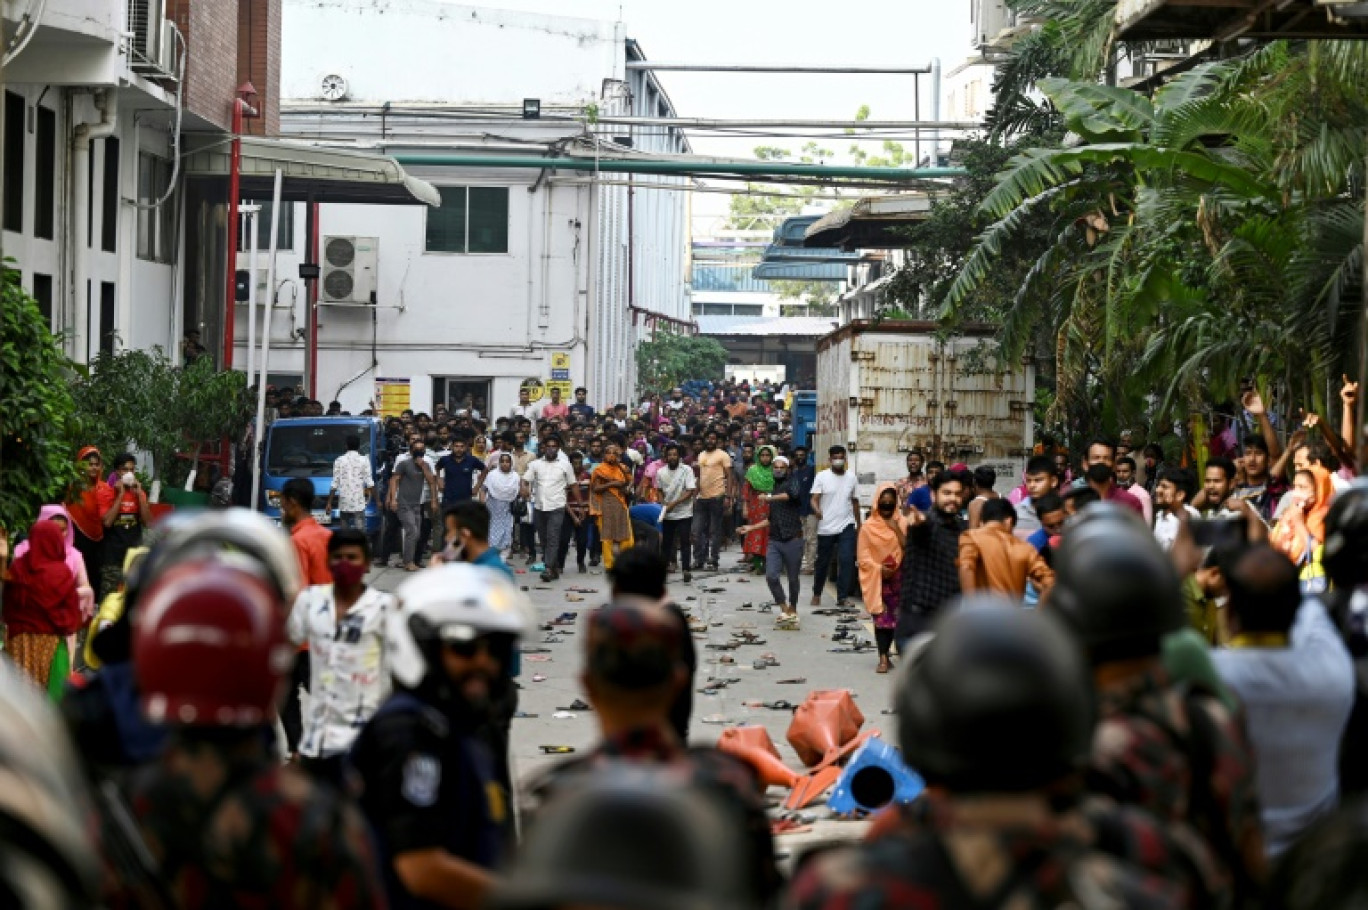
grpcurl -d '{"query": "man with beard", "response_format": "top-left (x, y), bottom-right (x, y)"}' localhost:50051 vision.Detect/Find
top-left (896, 472), bottom-right (966, 649)
top-left (737, 455), bottom-right (806, 628)
top-left (809, 446), bottom-right (862, 608)
top-left (350, 565), bottom-right (529, 910)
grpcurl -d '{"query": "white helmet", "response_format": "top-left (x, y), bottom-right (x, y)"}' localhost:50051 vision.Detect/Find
top-left (387, 564), bottom-right (531, 689)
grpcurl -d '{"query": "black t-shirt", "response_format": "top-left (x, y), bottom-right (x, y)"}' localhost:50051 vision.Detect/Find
top-left (350, 693), bottom-right (505, 910)
top-left (104, 489), bottom-right (144, 571)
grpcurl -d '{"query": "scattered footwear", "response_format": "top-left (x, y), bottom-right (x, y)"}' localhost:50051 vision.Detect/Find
top-left (539, 745), bottom-right (575, 754)
top-left (776, 678), bottom-right (807, 685)
top-left (531, 674), bottom-right (547, 682)
top-left (682, 570), bottom-right (692, 583)
top-left (550, 612), bottom-right (578, 626)
top-left (557, 698), bottom-right (592, 711)
top-left (774, 612), bottom-right (801, 631)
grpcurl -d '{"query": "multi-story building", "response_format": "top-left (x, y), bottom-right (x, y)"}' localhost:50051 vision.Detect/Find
top-left (254, 0), bottom-right (693, 416)
top-left (0, 0), bottom-right (291, 363)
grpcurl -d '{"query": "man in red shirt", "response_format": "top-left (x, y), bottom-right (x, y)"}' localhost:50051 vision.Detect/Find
top-left (280, 478), bottom-right (332, 585)
top-left (539, 386), bottom-right (570, 423)
top-left (1081, 438), bottom-right (1145, 515)
top-left (279, 477), bottom-right (332, 758)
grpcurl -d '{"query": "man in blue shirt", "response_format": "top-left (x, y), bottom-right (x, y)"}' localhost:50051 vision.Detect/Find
top-left (437, 435), bottom-right (486, 507)
top-left (568, 386), bottom-right (596, 421)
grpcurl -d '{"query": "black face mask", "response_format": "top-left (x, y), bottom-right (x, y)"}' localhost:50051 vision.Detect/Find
top-left (878, 503), bottom-right (896, 517)
top-left (1086, 463), bottom-right (1114, 485)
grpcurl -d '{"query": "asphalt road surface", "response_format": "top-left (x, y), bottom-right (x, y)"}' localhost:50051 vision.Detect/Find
top-left (369, 543), bottom-right (889, 858)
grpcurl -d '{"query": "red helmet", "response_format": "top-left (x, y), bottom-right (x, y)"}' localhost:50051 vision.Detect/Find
top-left (133, 557), bottom-right (294, 726)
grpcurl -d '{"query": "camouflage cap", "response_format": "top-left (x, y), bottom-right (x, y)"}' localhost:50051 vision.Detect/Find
top-left (585, 602), bottom-right (685, 689)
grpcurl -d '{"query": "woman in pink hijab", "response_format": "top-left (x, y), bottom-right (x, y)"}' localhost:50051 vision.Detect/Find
top-left (12, 504), bottom-right (97, 619)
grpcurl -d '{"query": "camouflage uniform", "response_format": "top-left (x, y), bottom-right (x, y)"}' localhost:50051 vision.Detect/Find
top-left (531, 724), bottom-right (782, 905)
top-left (788, 790), bottom-right (1190, 909)
top-left (1089, 664), bottom-right (1265, 903)
top-left (107, 736), bottom-right (385, 909)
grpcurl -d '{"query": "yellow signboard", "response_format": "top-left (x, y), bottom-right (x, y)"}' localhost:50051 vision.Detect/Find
top-left (547, 351), bottom-right (572, 400)
top-left (521, 378), bottom-right (546, 403)
top-left (375, 378), bottom-right (411, 418)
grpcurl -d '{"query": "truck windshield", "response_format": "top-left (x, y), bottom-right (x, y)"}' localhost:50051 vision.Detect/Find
top-left (267, 424), bottom-right (370, 478)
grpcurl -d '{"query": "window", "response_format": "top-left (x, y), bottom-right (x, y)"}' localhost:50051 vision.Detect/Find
top-left (100, 281), bottom-right (116, 356)
top-left (425, 186), bottom-right (508, 253)
top-left (34, 107), bottom-right (55, 239)
top-left (137, 152), bottom-right (175, 262)
top-left (239, 200), bottom-right (294, 252)
top-left (32, 273), bottom-right (53, 325)
top-left (2, 92), bottom-right (23, 233)
top-left (101, 137), bottom-right (120, 252)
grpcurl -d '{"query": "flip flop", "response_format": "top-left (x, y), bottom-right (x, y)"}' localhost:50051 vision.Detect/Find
top-left (557, 699), bottom-right (592, 711)
top-left (700, 714), bottom-right (734, 725)
top-left (706, 643), bottom-right (739, 651)
top-left (531, 674), bottom-right (547, 682)
top-left (521, 647), bottom-right (553, 654)
top-left (764, 700), bottom-right (796, 711)
top-left (565, 595), bottom-right (584, 602)
top-left (513, 711), bottom-right (539, 718)
top-left (524, 654), bottom-right (552, 662)
top-left (540, 745), bottom-right (575, 754)
top-left (551, 711), bottom-right (577, 719)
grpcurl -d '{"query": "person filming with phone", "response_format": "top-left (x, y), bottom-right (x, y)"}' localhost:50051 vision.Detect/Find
top-left (101, 453), bottom-right (152, 593)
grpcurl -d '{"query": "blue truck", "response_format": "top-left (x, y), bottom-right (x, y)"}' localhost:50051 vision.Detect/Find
top-left (262, 416), bottom-right (385, 534)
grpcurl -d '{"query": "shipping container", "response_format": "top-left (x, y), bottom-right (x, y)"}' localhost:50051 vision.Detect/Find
top-left (814, 321), bottom-right (1034, 503)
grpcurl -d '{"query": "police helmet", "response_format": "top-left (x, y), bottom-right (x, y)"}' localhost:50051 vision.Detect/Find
top-left (1324, 480), bottom-right (1368, 588)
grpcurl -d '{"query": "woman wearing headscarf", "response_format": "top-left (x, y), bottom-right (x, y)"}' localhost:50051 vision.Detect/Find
top-left (10, 504), bottom-right (97, 620)
top-left (3, 521), bottom-right (84, 699)
top-left (741, 445), bottom-right (776, 574)
top-left (65, 446), bottom-right (115, 597)
top-left (591, 443), bottom-right (635, 569)
top-left (480, 452), bottom-right (521, 555)
top-left (1271, 466), bottom-right (1335, 585)
top-left (858, 483), bottom-right (908, 675)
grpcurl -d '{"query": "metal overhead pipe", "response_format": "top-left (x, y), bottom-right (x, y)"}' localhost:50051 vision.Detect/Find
top-left (623, 62), bottom-right (932, 74)
top-left (586, 116), bottom-right (982, 131)
top-left (392, 153), bottom-right (964, 182)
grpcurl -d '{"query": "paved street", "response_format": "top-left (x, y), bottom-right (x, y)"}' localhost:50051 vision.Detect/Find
top-left (369, 545), bottom-right (885, 857)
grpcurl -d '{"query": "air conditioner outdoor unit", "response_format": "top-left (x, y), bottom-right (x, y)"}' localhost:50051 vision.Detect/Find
top-left (127, 0), bottom-right (170, 76)
top-left (321, 236), bottom-right (379, 304)
top-left (973, 0), bottom-right (1011, 48)
top-left (157, 20), bottom-right (179, 77)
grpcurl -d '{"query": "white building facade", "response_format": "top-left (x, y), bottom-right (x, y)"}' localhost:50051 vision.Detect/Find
top-left (1, 0), bottom-right (180, 362)
top-left (250, 0), bottom-right (692, 417)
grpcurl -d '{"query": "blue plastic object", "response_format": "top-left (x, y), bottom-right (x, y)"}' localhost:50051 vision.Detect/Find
top-left (826, 738), bottom-right (924, 816)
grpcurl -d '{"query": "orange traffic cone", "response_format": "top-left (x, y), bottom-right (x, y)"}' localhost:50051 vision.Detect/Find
top-left (786, 689), bottom-right (866, 768)
top-left (718, 725), bottom-right (800, 790)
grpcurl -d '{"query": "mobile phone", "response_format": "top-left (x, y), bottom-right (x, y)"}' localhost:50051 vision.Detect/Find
top-left (1191, 516), bottom-right (1245, 549)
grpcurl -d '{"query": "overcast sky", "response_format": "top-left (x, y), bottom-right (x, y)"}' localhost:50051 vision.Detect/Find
top-left (485, 0), bottom-right (974, 228)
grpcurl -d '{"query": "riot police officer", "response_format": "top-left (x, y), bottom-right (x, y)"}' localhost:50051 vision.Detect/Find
top-left (1051, 508), bottom-right (1266, 901)
top-left (348, 563), bottom-right (529, 910)
top-left (1322, 480), bottom-right (1368, 794)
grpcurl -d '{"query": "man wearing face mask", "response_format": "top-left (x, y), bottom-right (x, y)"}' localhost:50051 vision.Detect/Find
top-left (287, 528), bottom-right (397, 784)
top-left (810, 445), bottom-right (862, 608)
top-left (1078, 438), bottom-right (1145, 516)
top-left (437, 501), bottom-right (513, 580)
top-left (391, 440), bottom-right (440, 572)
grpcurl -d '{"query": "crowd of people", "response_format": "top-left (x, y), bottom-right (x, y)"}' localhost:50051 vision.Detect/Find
top-left (0, 374), bottom-right (1367, 907)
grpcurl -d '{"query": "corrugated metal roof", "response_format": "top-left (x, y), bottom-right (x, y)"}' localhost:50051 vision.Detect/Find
top-left (698, 316), bottom-right (842, 337)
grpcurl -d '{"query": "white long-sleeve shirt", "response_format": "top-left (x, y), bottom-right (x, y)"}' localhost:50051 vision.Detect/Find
top-left (1212, 597), bottom-right (1355, 856)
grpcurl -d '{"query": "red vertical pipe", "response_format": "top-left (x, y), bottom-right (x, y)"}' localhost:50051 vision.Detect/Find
top-left (309, 199), bottom-right (320, 397)
top-left (223, 99), bottom-right (244, 369)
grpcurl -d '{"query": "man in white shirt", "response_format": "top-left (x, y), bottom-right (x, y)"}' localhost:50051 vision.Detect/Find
top-left (509, 387), bottom-right (539, 427)
top-left (521, 435), bottom-right (581, 582)
top-left (1211, 545), bottom-right (1354, 857)
top-left (326, 433), bottom-right (373, 530)
top-left (654, 442), bottom-right (698, 582)
top-left (285, 528), bottom-right (396, 782)
top-left (1152, 466), bottom-right (1200, 551)
top-left (809, 445), bottom-right (862, 607)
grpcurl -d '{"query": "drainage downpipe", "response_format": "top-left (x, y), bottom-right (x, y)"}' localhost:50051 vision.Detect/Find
top-left (72, 90), bottom-right (118, 364)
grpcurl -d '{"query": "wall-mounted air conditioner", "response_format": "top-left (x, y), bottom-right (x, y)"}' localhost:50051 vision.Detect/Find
top-left (128, 0), bottom-right (173, 77)
top-left (321, 236), bottom-right (379, 305)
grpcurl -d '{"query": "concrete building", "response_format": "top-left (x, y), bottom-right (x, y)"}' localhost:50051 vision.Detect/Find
top-left (0, 0), bottom-right (290, 364)
top-left (253, 0), bottom-right (693, 417)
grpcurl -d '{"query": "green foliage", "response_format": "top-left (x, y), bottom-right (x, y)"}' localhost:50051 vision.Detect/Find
top-left (70, 348), bottom-right (251, 487)
top-left (635, 332), bottom-right (729, 397)
top-left (946, 39), bottom-right (1368, 442)
top-left (0, 266), bottom-right (78, 534)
